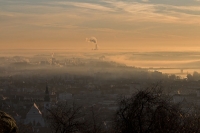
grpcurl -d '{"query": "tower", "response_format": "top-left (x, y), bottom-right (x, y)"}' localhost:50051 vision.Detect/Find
top-left (44, 85), bottom-right (51, 110)
top-left (51, 58), bottom-right (56, 65)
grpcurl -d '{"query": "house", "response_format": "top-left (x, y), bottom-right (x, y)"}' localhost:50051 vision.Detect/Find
top-left (24, 103), bottom-right (45, 127)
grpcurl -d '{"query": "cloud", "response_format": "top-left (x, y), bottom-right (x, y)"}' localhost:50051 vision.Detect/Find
top-left (50, 1), bottom-right (114, 12)
top-left (2, 0), bottom-right (200, 24)
top-left (142, 0), bottom-right (149, 2)
top-left (102, 0), bottom-right (200, 24)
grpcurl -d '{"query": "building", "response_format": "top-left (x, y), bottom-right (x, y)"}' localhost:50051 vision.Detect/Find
top-left (58, 93), bottom-right (73, 101)
top-left (44, 85), bottom-right (51, 110)
top-left (173, 92), bottom-right (200, 105)
top-left (24, 103), bottom-right (45, 127)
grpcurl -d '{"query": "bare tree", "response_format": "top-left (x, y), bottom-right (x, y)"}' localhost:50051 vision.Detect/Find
top-left (84, 106), bottom-right (104, 133)
top-left (114, 86), bottom-right (200, 133)
top-left (46, 103), bottom-right (85, 133)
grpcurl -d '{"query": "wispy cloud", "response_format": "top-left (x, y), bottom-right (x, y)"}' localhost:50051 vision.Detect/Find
top-left (50, 1), bottom-right (114, 12)
top-left (142, 0), bottom-right (149, 2)
top-left (102, 0), bottom-right (200, 24)
top-left (169, 5), bottom-right (200, 12)
top-left (2, 0), bottom-right (200, 24)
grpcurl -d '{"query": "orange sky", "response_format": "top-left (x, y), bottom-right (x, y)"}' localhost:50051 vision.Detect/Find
top-left (1, 0), bottom-right (200, 51)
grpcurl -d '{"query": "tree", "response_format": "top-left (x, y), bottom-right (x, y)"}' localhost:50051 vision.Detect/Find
top-left (84, 106), bottom-right (104, 133)
top-left (0, 111), bottom-right (18, 133)
top-left (114, 87), bottom-right (200, 133)
top-left (168, 74), bottom-right (176, 80)
top-left (46, 103), bottom-right (85, 133)
top-left (187, 73), bottom-right (193, 81)
top-left (193, 71), bottom-right (200, 81)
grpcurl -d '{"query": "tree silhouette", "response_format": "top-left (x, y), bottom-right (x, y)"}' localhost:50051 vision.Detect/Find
top-left (114, 86), bottom-right (200, 133)
top-left (46, 103), bottom-right (85, 133)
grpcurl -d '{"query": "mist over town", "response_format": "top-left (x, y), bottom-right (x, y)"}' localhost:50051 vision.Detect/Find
top-left (1, 49), bottom-right (200, 132)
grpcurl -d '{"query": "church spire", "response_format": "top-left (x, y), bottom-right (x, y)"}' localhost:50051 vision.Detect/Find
top-left (44, 85), bottom-right (50, 102)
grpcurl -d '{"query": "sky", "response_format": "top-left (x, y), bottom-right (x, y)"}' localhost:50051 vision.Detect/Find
top-left (1, 0), bottom-right (200, 50)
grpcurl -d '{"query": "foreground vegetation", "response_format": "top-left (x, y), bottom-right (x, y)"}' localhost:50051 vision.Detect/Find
top-left (46, 87), bottom-right (200, 133)
top-left (2, 86), bottom-right (200, 133)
